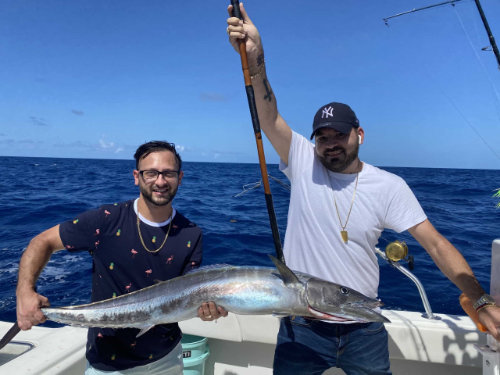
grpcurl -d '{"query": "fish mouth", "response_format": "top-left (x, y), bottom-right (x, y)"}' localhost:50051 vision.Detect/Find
top-left (307, 300), bottom-right (389, 323)
top-left (307, 305), bottom-right (353, 322)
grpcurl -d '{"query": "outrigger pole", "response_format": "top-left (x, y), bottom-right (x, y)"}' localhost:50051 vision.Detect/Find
top-left (382, 0), bottom-right (464, 25)
top-left (383, 0), bottom-right (500, 69)
top-left (230, 0), bottom-right (285, 264)
top-left (473, 0), bottom-right (500, 69)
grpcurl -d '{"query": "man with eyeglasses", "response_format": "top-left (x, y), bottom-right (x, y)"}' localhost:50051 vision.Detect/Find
top-left (15, 140), bottom-right (227, 375)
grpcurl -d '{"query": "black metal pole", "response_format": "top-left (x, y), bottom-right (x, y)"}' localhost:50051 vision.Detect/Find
top-left (230, 0), bottom-right (285, 263)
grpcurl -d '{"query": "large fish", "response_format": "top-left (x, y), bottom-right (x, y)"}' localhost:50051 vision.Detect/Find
top-left (41, 255), bottom-right (389, 333)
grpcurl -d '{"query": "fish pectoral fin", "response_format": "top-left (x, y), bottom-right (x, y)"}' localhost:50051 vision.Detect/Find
top-left (268, 255), bottom-right (300, 286)
top-left (136, 325), bottom-right (155, 338)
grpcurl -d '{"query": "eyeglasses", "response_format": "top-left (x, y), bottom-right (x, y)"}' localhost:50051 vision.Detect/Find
top-left (139, 169), bottom-right (179, 181)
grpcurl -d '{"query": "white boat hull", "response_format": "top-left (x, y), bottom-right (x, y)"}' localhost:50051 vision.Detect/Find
top-left (179, 310), bottom-right (485, 375)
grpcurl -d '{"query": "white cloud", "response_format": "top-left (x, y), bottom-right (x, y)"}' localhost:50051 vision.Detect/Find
top-left (99, 138), bottom-right (115, 149)
top-left (97, 137), bottom-right (128, 156)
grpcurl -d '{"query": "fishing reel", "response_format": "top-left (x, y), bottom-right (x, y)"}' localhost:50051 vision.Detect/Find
top-left (385, 240), bottom-right (414, 270)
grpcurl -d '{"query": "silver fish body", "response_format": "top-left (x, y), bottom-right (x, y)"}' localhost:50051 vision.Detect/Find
top-left (42, 256), bottom-right (389, 330)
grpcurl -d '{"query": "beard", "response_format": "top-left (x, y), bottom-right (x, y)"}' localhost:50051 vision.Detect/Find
top-left (139, 183), bottom-right (178, 207)
top-left (317, 142), bottom-right (359, 173)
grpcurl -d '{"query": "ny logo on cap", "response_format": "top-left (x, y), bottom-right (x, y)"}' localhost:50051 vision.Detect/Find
top-left (322, 106), bottom-right (334, 119)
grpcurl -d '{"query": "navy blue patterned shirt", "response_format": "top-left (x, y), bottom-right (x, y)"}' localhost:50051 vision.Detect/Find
top-left (59, 200), bottom-right (202, 371)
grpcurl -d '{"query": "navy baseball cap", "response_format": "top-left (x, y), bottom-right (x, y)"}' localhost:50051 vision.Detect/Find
top-left (310, 102), bottom-right (360, 139)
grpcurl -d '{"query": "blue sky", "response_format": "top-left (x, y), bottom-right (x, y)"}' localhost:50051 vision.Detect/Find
top-left (0, 0), bottom-right (499, 169)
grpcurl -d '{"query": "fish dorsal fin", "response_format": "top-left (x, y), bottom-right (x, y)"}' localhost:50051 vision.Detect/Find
top-left (268, 254), bottom-right (300, 286)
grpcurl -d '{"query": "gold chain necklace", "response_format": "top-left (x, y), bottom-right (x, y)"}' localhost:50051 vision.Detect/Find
top-left (332, 172), bottom-right (359, 244)
top-left (136, 216), bottom-right (172, 253)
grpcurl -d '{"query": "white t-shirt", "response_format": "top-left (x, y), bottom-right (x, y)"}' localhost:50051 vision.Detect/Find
top-left (279, 131), bottom-right (427, 299)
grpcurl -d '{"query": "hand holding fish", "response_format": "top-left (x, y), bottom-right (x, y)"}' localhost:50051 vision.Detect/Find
top-left (197, 301), bottom-right (228, 321)
top-left (16, 289), bottom-right (49, 330)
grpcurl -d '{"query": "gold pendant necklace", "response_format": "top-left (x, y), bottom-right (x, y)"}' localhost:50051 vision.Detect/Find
top-left (332, 172), bottom-right (359, 244)
top-left (136, 216), bottom-right (172, 253)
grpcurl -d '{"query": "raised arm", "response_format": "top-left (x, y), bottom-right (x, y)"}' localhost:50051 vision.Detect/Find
top-left (227, 3), bottom-right (292, 164)
top-left (16, 225), bottom-right (64, 330)
top-left (409, 219), bottom-right (500, 340)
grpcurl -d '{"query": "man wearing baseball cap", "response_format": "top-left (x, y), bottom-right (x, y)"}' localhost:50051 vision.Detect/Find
top-left (227, 3), bottom-right (500, 375)
top-left (310, 102), bottom-right (360, 139)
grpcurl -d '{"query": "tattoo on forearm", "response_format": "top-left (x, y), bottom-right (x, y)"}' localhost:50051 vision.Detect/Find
top-left (257, 53), bottom-right (265, 67)
top-left (263, 78), bottom-right (273, 102)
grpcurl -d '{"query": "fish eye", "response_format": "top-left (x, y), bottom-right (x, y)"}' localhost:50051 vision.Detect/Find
top-left (340, 287), bottom-right (349, 295)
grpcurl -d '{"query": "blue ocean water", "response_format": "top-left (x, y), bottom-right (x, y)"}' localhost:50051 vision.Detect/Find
top-left (0, 156), bottom-right (499, 327)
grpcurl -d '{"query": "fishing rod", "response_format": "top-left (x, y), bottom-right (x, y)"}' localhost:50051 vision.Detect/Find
top-left (230, 0), bottom-right (285, 264)
top-left (383, 0), bottom-right (500, 69)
